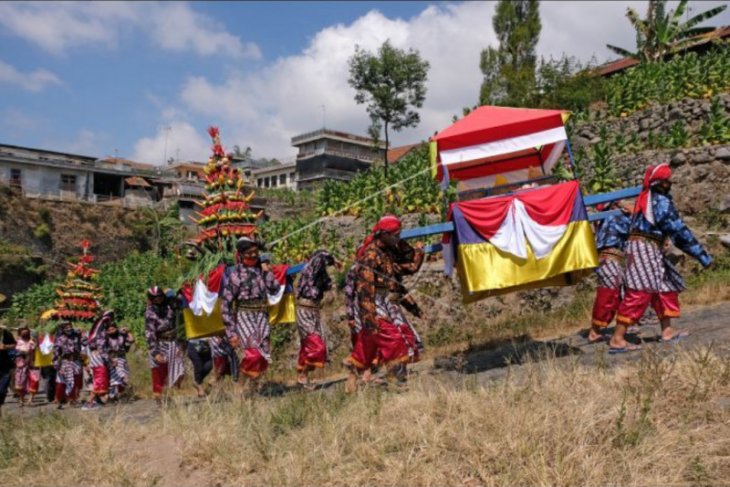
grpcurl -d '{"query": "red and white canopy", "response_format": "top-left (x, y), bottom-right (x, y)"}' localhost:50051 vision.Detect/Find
top-left (432, 106), bottom-right (569, 191)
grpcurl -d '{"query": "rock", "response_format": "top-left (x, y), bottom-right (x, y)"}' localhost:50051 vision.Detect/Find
top-left (714, 146), bottom-right (730, 160)
top-left (670, 151), bottom-right (687, 165)
top-left (718, 197), bottom-right (730, 214)
top-left (689, 150), bottom-right (714, 165)
top-left (720, 235), bottom-right (730, 249)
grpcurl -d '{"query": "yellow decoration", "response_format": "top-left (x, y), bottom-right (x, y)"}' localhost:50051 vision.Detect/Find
top-left (456, 220), bottom-right (598, 303)
top-left (34, 346), bottom-right (53, 368)
top-left (182, 300), bottom-right (225, 339)
top-left (269, 293), bottom-right (296, 325)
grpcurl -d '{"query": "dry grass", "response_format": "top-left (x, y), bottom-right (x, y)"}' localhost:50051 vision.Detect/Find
top-left (4, 347), bottom-right (728, 487)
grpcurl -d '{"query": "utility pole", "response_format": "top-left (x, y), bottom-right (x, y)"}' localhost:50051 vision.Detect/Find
top-left (162, 125), bottom-right (171, 165)
top-left (321, 104), bottom-right (326, 129)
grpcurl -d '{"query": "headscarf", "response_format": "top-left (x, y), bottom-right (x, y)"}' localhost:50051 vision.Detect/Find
top-left (634, 163), bottom-right (672, 224)
top-left (356, 215), bottom-right (402, 259)
top-left (295, 250), bottom-right (336, 301)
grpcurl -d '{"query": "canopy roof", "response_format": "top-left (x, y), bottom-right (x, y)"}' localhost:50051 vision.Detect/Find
top-left (432, 106), bottom-right (569, 185)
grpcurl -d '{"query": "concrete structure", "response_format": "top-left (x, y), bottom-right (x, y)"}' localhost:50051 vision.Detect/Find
top-left (291, 128), bottom-right (385, 190)
top-left (251, 160), bottom-right (298, 190)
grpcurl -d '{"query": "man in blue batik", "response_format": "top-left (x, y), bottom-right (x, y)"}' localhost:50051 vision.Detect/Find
top-left (587, 200), bottom-right (633, 343)
top-left (608, 164), bottom-right (713, 353)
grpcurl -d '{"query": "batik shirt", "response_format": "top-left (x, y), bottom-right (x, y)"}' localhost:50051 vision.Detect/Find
top-left (295, 250), bottom-right (335, 303)
top-left (220, 264), bottom-right (280, 323)
top-left (53, 330), bottom-right (82, 368)
top-left (98, 331), bottom-right (134, 360)
top-left (631, 192), bottom-right (712, 266)
top-left (356, 242), bottom-right (397, 330)
top-left (144, 303), bottom-right (176, 357)
top-left (392, 242), bottom-right (425, 294)
top-left (595, 212), bottom-right (631, 251)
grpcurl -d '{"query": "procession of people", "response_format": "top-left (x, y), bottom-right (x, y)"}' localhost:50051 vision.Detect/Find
top-left (0, 163), bottom-right (715, 414)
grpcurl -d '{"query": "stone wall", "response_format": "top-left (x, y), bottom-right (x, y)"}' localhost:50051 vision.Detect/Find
top-left (572, 93), bottom-right (730, 149)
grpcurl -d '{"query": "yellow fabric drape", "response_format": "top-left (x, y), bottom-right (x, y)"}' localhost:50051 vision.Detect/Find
top-left (269, 292), bottom-right (296, 325)
top-left (34, 347), bottom-right (54, 368)
top-left (182, 300), bottom-right (225, 339)
top-left (457, 220), bottom-right (598, 303)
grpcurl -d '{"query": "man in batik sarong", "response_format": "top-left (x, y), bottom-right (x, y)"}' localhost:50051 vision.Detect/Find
top-left (294, 249), bottom-right (341, 389)
top-left (53, 321), bottom-right (83, 409)
top-left (608, 164), bottom-right (713, 353)
top-left (14, 326), bottom-right (40, 406)
top-left (100, 319), bottom-right (135, 402)
top-left (221, 237), bottom-right (281, 395)
top-left (343, 215), bottom-right (423, 393)
top-left (587, 201), bottom-right (632, 343)
top-left (83, 311), bottom-right (113, 409)
top-left (144, 286), bottom-right (184, 403)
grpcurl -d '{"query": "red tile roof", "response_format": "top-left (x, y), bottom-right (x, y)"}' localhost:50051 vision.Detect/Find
top-left (387, 143), bottom-right (420, 164)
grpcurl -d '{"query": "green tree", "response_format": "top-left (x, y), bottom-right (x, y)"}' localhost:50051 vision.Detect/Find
top-left (479, 0), bottom-right (541, 107)
top-left (607, 0), bottom-right (727, 63)
top-left (348, 40), bottom-right (430, 176)
top-left (534, 55), bottom-right (606, 113)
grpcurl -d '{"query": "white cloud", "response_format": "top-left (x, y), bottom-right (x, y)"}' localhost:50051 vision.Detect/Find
top-left (131, 122), bottom-right (210, 166)
top-left (51, 129), bottom-right (110, 156)
top-left (0, 1), bottom-right (260, 58)
top-left (139, 0), bottom-right (730, 161)
top-left (0, 59), bottom-right (62, 92)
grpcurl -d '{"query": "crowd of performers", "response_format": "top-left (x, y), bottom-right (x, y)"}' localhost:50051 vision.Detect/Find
top-left (588, 163), bottom-right (713, 352)
top-left (0, 163), bottom-right (715, 412)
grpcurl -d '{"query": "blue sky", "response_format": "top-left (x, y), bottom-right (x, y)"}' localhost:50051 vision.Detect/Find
top-left (1, 1), bottom-right (728, 164)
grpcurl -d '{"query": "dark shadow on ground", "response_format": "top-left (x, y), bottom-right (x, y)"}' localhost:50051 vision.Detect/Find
top-left (433, 334), bottom-right (584, 374)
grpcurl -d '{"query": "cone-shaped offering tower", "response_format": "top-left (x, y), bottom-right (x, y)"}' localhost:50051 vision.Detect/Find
top-left (53, 239), bottom-right (103, 323)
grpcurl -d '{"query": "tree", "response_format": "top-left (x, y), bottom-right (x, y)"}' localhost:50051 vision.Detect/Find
top-left (607, 0), bottom-right (727, 63)
top-left (231, 144), bottom-right (252, 161)
top-left (348, 40), bottom-right (430, 175)
top-left (534, 55), bottom-right (606, 113)
top-left (479, 0), bottom-right (541, 107)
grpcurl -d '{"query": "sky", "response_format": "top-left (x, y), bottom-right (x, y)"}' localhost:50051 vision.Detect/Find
top-left (1, 1), bottom-right (728, 165)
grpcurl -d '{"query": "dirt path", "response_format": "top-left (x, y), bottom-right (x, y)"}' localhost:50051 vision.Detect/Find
top-left (6, 301), bottom-right (730, 420)
top-left (4, 301), bottom-right (729, 487)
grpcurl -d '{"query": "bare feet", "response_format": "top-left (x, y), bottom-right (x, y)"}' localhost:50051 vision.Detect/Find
top-left (345, 371), bottom-right (358, 394)
top-left (587, 326), bottom-right (606, 343)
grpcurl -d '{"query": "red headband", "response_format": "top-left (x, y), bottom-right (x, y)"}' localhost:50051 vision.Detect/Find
top-left (356, 215), bottom-right (402, 259)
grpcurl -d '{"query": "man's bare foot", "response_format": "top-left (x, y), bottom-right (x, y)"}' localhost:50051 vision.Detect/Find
top-left (660, 328), bottom-right (689, 342)
top-left (345, 372), bottom-right (358, 394)
top-left (587, 327), bottom-right (606, 343)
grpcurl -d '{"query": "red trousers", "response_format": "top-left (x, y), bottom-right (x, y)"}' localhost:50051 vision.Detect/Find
top-left (151, 364), bottom-right (168, 394)
top-left (54, 374), bottom-right (82, 403)
top-left (297, 334), bottom-right (327, 372)
top-left (591, 287), bottom-right (621, 327)
top-left (240, 348), bottom-right (268, 378)
top-left (347, 329), bottom-right (378, 371)
top-left (92, 365), bottom-right (109, 395)
top-left (376, 319), bottom-right (416, 366)
top-left (617, 290), bottom-right (680, 325)
top-left (213, 356), bottom-right (230, 377)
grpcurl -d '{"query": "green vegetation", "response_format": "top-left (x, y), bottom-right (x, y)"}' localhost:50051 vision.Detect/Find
top-left (607, 0), bottom-right (727, 63)
top-left (317, 144), bottom-right (451, 223)
top-left (604, 48), bottom-right (730, 117)
top-left (348, 40), bottom-right (430, 174)
top-left (480, 0), bottom-right (541, 107)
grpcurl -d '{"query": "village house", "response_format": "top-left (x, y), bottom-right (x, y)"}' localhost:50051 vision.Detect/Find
top-left (291, 128), bottom-right (385, 190)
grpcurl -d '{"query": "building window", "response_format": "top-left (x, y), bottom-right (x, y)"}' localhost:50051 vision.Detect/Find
top-left (60, 174), bottom-right (77, 191)
top-left (289, 172), bottom-right (295, 183)
top-left (10, 168), bottom-right (21, 186)
top-left (257, 178), bottom-right (263, 187)
top-left (279, 174), bottom-right (286, 185)
top-left (271, 175), bottom-right (278, 187)
top-left (264, 177), bottom-right (270, 188)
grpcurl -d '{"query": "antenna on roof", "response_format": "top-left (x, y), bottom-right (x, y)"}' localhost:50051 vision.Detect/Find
top-left (321, 104), bottom-right (326, 129)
